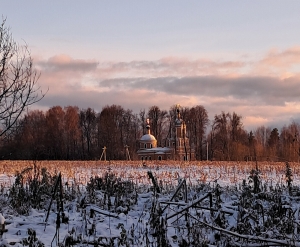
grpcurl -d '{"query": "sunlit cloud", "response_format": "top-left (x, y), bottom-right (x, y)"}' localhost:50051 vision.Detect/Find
top-left (252, 46), bottom-right (300, 78)
top-left (36, 54), bottom-right (98, 72)
top-left (33, 47), bottom-right (300, 131)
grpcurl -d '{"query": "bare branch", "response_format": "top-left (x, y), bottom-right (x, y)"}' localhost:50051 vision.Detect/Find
top-left (0, 18), bottom-right (46, 137)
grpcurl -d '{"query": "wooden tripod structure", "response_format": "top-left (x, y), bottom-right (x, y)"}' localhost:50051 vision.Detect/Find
top-left (125, 145), bottom-right (131, 161)
top-left (100, 146), bottom-right (107, 161)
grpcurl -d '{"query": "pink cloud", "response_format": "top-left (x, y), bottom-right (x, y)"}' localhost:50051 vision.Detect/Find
top-left (95, 57), bottom-right (246, 79)
top-left (253, 46), bottom-right (300, 77)
top-left (34, 55), bottom-right (98, 94)
top-left (31, 48), bottom-right (300, 130)
top-left (36, 54), bottom-right (98, 73)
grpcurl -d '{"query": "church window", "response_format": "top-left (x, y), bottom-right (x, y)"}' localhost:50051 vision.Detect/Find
top-left (144, 143), bottom-right (147, 148)
top-left (150, 144), bottom-right (152, 148)
top-left (149, 156), bottom-right (151, 160)
top-left (158, 156), bottom-right (162, 160)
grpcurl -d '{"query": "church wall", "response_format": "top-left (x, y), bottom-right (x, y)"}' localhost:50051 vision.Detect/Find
top-left (137, 151), bottom-right (173, 161)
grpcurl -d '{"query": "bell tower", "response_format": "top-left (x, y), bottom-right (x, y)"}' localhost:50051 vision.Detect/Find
top-left (173, 104), bottom-right (193, 161)
top-left (175, 106), bottom-right (185, 139)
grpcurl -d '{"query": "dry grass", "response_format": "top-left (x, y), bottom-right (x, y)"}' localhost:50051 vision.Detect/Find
top-left (0, 160), bottom-right (298, 188)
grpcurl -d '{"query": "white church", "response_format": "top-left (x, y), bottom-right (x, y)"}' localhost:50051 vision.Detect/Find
top-left (136, 107), bottom-right (195, 161)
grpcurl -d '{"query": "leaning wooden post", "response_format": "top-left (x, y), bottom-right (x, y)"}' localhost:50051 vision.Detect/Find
top-left (44, 173), bottom-right (61, 231)
top-left (209, 192), bottom-right (213, 216)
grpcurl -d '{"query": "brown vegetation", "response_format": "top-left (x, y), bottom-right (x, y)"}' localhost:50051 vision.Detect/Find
top-left (0, 160), bottom-right (299, 188)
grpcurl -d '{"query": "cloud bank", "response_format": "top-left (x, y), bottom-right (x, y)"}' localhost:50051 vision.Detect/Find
top-left (33, 47), bottom-right (300, 131)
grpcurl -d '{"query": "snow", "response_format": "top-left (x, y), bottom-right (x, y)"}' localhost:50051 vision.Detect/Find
top-left (140, 134), bottom-right (156, 141)
top-left (0, 161), bottom-right (300, 246)
top-left (0, 214), bottom-right (5, 225)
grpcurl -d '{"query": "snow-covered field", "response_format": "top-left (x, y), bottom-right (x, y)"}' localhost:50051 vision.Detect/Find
top-left (0, 160), bottom-right (299, 246)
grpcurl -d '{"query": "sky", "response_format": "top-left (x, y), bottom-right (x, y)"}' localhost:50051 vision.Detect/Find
top-left (2, 1), bottom-right (300, 131)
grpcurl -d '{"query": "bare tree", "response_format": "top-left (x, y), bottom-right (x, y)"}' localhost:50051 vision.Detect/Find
top-left (213, 112), bottom-right (230, 160)
top-left (45, 106), bottom-right (65, 159)
top-left (98, 105), bottom-right (125, 160)
top-left (147, 106), bottom-right (168, 147)
top-left (188, 105), bottom-right (209, 160)
top-left (64, 106), bottom-right (81, 160)
top-left (0, 19), bottom-right (46, 137)
top-left (80, 108), bottom-right (97, 159)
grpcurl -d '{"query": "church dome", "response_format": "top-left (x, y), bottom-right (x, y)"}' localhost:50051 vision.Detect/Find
top-left (140, 134), bottom-right (156, 141)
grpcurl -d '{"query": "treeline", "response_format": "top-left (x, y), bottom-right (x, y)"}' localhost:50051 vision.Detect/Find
top-left (1, 104), bottom-right (300, 161)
